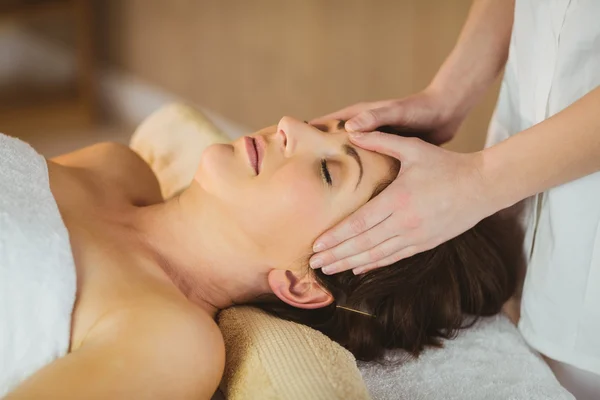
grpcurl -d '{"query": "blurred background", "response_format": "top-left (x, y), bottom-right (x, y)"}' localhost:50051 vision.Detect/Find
top-left (0, 0), bottom-right (501, 157)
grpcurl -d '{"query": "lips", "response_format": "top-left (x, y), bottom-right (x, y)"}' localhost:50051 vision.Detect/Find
top-left (244, 136), bottom-right (263, 175)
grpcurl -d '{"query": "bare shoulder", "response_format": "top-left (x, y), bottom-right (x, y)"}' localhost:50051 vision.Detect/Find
top-left (83, 300), bottom-right (225, 398)
top-left (8, 301), bottom-right (226, 399)
top-left (52, 142), bottom-right (162, 206)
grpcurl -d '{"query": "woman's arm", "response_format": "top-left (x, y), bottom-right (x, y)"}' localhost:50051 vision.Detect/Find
top-left (480, 85), bottom-right (600, 213)
top-left (429, 0), bottom-right (515, 117)
top-left (5, 307), bottom-right (225, 399)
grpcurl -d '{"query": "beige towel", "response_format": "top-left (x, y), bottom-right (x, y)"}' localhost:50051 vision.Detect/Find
top-left (218, 307), bottom-right (371, 400)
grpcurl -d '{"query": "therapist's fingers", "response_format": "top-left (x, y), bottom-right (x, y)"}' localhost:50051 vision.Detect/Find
top-left (344, 91), bottom-right (463, 137)
top-left (310, 101), bottom-right (390, 126)
top-left (309, 215), bottom-right (396, 270)
top-left (316, 235), bottom-right (412, 275)
top-left (312, 192), bottom-right (393, 253)
top-left (348, 130), bottom-right (418, 161)
top-left (309, 104), bottom-right (366, 125)
top-left (345, 105), bottom-right (403, 132)
top-left (351, 246), bottom-right (419, 275)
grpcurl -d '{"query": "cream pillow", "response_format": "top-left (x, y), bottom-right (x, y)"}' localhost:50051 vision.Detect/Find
top-left (129, 104), bottom-right (371, 400)
top-left (130, 103), bottom-right (229, 199)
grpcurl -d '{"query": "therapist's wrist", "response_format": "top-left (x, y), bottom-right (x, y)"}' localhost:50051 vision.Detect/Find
top-left (459, 150), bottom-right (502, 222)
top-left (426, 77), bottom-right (473, 128)
top-left (476, 145), bottom-right (529, 216)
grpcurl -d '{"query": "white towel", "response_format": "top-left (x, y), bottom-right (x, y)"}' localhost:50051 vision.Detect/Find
top-left (0, 133), bottom-right (76, 397)
top-left (359, 315), bottom-right (574, 400)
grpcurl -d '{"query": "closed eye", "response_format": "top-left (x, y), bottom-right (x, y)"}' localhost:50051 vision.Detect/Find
top-left (321, 159), bottom-right (332, 186)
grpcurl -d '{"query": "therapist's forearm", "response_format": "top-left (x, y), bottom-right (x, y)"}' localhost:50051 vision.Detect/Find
top-left (429, 0), bottom-right (515, 115)
top-left (480, 86), bottom-right (600, 213)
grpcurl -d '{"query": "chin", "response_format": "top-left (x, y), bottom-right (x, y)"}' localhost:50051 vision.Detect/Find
top-left (194, 143), bottom-right (240, 196)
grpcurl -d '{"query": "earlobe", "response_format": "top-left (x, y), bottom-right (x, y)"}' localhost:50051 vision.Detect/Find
top-left (267, 269), bottom-right (334, 310)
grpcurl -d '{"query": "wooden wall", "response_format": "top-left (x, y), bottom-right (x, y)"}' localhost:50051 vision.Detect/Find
top-left (96, 0), bottom-right (501, 152)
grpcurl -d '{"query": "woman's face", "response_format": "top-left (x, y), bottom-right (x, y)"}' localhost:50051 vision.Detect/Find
top-left (195, 117), bottom-right (397, 270)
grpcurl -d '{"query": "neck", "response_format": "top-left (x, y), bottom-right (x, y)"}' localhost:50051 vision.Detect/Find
top-left (131, 183), bottom-right (271, 317)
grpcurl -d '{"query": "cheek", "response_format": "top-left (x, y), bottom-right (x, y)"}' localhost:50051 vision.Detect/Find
top-left (272, 175), bottom-right (324, 227)
top-left (240, 167), bottom-right (333, 256)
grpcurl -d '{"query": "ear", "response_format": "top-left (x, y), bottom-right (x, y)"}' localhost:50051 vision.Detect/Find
top-left (267, 269), bottom-right (334, 310)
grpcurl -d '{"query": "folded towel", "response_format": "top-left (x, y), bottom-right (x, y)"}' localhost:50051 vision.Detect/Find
top-left (0, 133), bottom-right (77, 397)
top-left (218, 306), bottom-right (371, 400)
top-left (359, 315), bottom-right (574, 400)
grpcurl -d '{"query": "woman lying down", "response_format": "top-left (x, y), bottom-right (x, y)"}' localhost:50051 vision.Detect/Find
top-left (0, 117), bottom-right (522, 399)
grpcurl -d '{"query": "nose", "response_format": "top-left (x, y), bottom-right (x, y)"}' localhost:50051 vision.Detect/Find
top-left (276, 116), bottom-right (302, 155)
top-left (276, 116), bottom-right (336, 157)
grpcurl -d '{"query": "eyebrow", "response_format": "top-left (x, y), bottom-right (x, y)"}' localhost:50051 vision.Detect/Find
top-left (343, 144), bottom-right (363, 190)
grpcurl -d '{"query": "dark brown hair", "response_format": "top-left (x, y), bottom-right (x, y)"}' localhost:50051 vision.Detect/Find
top-left (249, 127), bottom-right (524, 363)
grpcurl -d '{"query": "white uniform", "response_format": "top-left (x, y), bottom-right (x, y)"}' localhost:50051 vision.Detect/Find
top-left (486, 0), bottom-right (600, 396)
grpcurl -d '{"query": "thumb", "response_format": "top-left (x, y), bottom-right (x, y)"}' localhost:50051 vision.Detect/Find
top-left (345, 105), bottom-right (401, 132)
top-left (349, 131), bottom-right (417, 160)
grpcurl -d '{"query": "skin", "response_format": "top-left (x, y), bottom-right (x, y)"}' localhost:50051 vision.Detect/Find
top-left (6, 117), bottom-right (395, 399)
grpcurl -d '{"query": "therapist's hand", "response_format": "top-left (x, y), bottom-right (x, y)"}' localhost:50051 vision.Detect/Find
top-left (311, 87), bottom-right (467, 145)
top-left (310, 132), bottom-right (493, 275)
